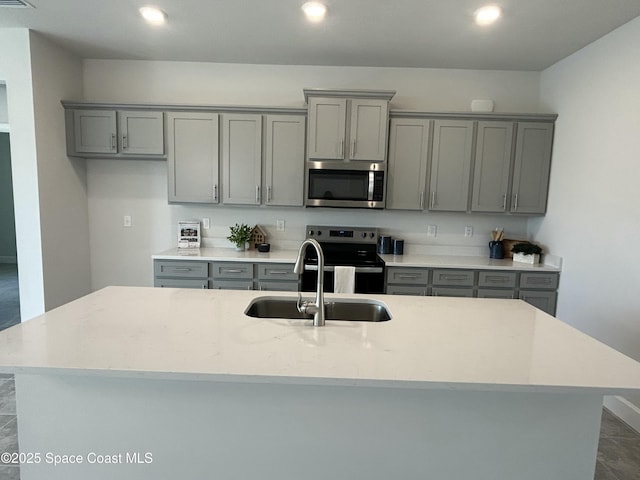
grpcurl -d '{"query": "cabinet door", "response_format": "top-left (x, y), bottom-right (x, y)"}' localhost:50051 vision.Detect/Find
top-left (386, 118), bottom-right (431, 210)
top-left (471, 121), bottom-right (514, 213)
top-left (222, 114), bottom-right (262, 205)
top-left (348, 99), bottom-right (388, 161)
top-left (511, 122), bottom-right (554, 214)
top-left (119, 111), bottom-right (164, 155)
top-left (73, 110), bottom-right (117, 154)
top-left (264, 115), bottom-right (305, 206)
top-left (519, 290), bottom-right (557, 315)
top-left (428, 120), bottom-right (474, 212)
top-left (307, 97), bottom-right (347, 160)
top-left (167, 112), bottom-right (219, 204)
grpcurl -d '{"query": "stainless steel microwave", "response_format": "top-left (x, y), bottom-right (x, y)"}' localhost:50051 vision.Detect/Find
top-left (306, 162), bottom-right (386, 209)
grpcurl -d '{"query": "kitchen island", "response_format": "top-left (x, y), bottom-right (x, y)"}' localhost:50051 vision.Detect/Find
top-left (1, 286), bottom-right (640, 479)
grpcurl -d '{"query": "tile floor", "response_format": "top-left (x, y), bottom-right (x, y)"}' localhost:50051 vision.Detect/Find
top-left (0, 264), bottom-right (639, 479)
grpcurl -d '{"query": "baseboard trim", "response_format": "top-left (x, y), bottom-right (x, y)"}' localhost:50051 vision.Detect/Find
top-left (604, 395), bottom-right (640, 434)
top-left (0, 256), bottom-right (17, 264)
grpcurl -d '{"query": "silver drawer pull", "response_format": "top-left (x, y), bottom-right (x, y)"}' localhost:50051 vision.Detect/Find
top-left (528, 278), bottom-right (552, 285)
top-left (398, 274), bottom-right (419, 279)
top-left (486, 276), bottom-right (509, 283)
top-left (441, 275), bottom-right (468, 281)
top-left (171, 268), bottom-right (192, 272)
top-left (222, 269), bottom-right (244, 274)
top-left (267, 270), bottom-right (289, 275)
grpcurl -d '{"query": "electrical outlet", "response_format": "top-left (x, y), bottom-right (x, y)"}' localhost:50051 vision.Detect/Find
top-left (427, 224), bottom-right (437, 237)
top-left (123, 215), bottom-right (132, 228)
top-left (203, 218), bottom-right (210, 229)
top-left (276, 219), bottom-right (285, 232)
top-left (464, 225), bottom-right (473, 237)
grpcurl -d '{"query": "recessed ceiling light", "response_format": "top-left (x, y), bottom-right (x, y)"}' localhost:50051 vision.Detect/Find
top-left (474, 5), bottom-right (502, 26)
top-left (301, 1), bottom-right (327, 23)
top-left (139, 6), bottom-right (167, 26)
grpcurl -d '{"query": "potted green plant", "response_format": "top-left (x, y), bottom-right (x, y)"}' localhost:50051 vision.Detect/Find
top-left (227, 223), bottom-right (253, 251)
top-left (511, 242), bottom-right (543, 264)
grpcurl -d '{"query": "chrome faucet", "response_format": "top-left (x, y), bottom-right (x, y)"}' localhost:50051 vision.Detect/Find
top-left (293, 238), bottom-right (325, 326)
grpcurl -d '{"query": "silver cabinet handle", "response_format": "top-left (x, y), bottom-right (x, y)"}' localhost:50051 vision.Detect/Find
top-left (256, 185), bottom-right (260, 203)
top-left (122, 134), bottom-right (128, 149)
top-left (110, 133), bottom-right (116, 150)
top-left (213, 184), bottom-right (218, 202)
top-left (419, 191), bottom-right (425, 209)
top-left (267, 270), bottom-right (289, 275)
top-left (171, 268), bottom-right (192, 272)
top-left (430, 191), bottom-right (436, 209)
top-left (513, 193), bottom-right (519, 211)
top-left (222, 269), bottom-right (243, 274)
top-left (398, 274), bottom-right (419, 279)
top-left (502, 193), bottom-right (507, 211)
top-left (339, 138), bottom-right (344, 157)
top-left (267, 186), bottom-right (272, 202)
top-left (351, 139), bottom-right (356, 157)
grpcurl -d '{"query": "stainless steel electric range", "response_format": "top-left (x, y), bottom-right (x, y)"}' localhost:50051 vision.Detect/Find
top-left (300, 225), bottom-right (385, 294)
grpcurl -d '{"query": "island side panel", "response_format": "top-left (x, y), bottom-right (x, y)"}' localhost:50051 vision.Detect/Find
top-left (16, 374), bottom-right (603, 480)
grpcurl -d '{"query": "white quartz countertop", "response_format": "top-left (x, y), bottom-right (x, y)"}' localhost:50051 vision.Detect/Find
top-left (153, 247), bottom-right (299, 263)
top-left (1, 286), bottom-right (638, 394)
top-left (153, 248), bottom-right (561, 272)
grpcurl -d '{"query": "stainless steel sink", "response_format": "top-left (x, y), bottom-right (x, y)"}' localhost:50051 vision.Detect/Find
top-left (244, 296), bottom-right (392, 322)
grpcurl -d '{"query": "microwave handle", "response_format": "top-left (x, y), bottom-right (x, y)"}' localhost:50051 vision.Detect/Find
top-left (368, 171), bottom-right (375, 201)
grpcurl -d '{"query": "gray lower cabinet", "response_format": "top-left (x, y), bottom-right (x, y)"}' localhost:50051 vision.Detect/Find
top-left (167, 112), bottom-right (220, 203)
top-left (153, 260), bottom-right (209, 289)
top-left (256, 263), bottom-right (299, 292)
top-left (384, 266), bottom-right (559, 315)
top-left (212, 261), bottom-right (254, 290)
top-left (385, 267), bottom-right (429, 296)
top-left (67, 109), bottom-right (164, 157)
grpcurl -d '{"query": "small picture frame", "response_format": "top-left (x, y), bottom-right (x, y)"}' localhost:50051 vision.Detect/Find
top-left (178, 221), bottom-right (201, 248)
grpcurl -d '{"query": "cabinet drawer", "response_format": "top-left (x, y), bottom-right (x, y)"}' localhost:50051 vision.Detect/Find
top-left (212, 279), bottom-right (253, 290)
top-left (431, 286), bottom-right (474, 298)
top-left (432, 269), bottom-right (475, 287)
top-left (386, 268), bottom-right (429, 285)
top-left (154, 261), bottom-right (208, 278)
top-left (519, 272), bottom-right (559, 290)
top-left (478, 271), bottom-right (516, 288)
top-left (212, 262), bottom-right (254, 279)
top-left (477, 288), bottom-right (515, 299)
top-left (257, 263), bottom-right (298, 281)
top-left (385, 285), bottom-right (427, 296)
top-left (257, 281), bottom-right (299, 292)
top-left (154, 278), bottom-right (208, 289)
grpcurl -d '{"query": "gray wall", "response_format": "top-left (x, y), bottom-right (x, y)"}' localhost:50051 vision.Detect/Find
top-left (0, 132), bottom-right (16, 262)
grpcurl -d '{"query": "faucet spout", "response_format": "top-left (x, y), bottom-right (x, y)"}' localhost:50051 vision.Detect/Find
top-left (294, 238), bottom-right (325, 326)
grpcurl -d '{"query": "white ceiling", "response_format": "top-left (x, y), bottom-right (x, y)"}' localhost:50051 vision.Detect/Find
top-left (1, 0), bottom-right (640, 71)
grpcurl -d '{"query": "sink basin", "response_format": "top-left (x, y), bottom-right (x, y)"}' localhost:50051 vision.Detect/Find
top-left (244, 296), bottom-right (392, 322)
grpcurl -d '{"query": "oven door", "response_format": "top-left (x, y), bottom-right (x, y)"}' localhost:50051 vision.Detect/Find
top-left (302, 265), bottom-right (385, 294)
top-left (306, 164), bottom-right (385, 208)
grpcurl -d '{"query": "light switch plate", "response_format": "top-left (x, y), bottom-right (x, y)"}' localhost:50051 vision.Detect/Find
top-left (123, 215), bottom-right (132, 228)
top-left (465, 225), bottom-right (473, 237)
top-left (427, 224), bottom-right (437, 237)
top-left (276, 219), bottom-right (285, 232)
top-left (203, 218), bottom-right (210, 229)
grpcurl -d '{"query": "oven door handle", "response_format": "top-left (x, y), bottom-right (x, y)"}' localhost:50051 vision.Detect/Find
top-left (304, 265), bottom-right (384, 274)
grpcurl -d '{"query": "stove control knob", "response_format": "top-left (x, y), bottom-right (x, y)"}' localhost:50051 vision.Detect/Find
top-left (370, 232), bottom-right (375, 238)
top-left (361, 232), bottom-right (367, 238)
top-left (317, 230), bottom-right (322, 236)
top-left (308, 230), bottom-right (314, 237)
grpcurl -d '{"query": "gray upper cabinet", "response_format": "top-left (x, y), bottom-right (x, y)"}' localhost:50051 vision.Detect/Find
top-left (510, 122), bottom-right (554, 214)
top-left (222, 114), bottom-right (263, 205)
top-left (167, 112), bottom-right (219, 204)
top-left (307, 97), bottom-right (346, 160)
top-left (471, 121), bottom-right (514, 213)
top-left (73, 110), bottom-right (117, 154)
top-left (428, 120), bottom-right (474, 212)
top-left (264, 115), bottom-right (305, 206)
top-left (306, 93), bottom-right (391, 162)
top-left (70, 109), bottom-right (164, 157)
top-left (386, 118), bottom-right (431, 210)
